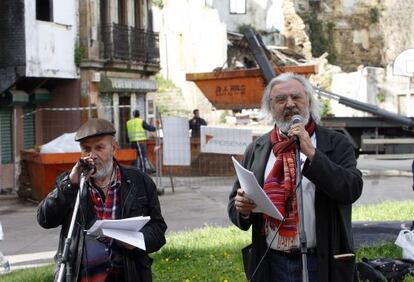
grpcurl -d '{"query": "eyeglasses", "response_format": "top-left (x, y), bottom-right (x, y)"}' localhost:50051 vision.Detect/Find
top-left (270, 93), bottom-right (305, 105)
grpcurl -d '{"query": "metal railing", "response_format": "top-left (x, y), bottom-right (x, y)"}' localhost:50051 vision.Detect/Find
top-left (103, 23), bottom-right (160, 65)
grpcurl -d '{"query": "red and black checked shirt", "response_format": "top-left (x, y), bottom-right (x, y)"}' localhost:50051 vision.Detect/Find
top-left (80, 162), bottom-right (123, 282)
top-left (88, 163), bottom-right (121, 220)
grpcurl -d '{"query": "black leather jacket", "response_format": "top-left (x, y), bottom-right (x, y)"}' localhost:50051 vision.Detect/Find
top-left (37, 161), bottom-right (167, 282)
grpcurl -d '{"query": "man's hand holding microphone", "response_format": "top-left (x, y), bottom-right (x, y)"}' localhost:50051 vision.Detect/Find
top-left (69, 155), bottom-right (96, 185)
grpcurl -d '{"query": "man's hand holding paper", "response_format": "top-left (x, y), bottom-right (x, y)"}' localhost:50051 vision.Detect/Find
top-left (235, 189), bottom-right (256, 216)
top-left (87, 216), bottom-right (150, 251)
top-left (232, 157), bottom-right (283, 220)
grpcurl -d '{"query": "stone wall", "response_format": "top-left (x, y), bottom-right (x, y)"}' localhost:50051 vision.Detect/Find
top-left (381, 0), bottom-right (414, 64)
top-left (282, 0), bottom-right (313, 59)
top-left (294, 0), bottom-right (388, 71)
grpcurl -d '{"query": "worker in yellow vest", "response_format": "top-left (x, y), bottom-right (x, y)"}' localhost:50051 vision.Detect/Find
top-left (127, 110), bottom-right (156, 173)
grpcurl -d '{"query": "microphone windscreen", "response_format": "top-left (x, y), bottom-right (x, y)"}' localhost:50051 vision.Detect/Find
top-left (291, 114), bottom-right (303, 125)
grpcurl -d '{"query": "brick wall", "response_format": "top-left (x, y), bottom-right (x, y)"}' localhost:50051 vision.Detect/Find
top-left (0, 0), bottom-right (26, 92)
top-left (38, 79), bottom-right (82, 144)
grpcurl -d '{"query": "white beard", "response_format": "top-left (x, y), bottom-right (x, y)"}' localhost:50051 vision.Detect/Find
top-left (91, 157), bottom-right (113, 179)
top-left (274, 110), bottom-right (310, 133)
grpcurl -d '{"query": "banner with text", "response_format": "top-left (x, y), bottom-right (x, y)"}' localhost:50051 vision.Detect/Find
top-left (200, 126), bottom-right (252, 155)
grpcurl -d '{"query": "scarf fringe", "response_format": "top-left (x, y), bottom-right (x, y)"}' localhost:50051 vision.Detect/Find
top-left (277, 235), bottom-right (296, 249)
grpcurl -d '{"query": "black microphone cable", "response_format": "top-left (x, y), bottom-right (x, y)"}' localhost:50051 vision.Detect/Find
top-left (248, 196), bottom-right (293, 282)
top-left (249, 117), bottom-right (303, 281)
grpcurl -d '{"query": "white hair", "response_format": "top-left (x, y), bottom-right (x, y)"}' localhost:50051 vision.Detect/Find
top-left (261, 72), bottom-right (321, 124)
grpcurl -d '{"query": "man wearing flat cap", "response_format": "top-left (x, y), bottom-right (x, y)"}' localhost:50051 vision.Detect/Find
top-left (37, 118), bottom-right (167, 282)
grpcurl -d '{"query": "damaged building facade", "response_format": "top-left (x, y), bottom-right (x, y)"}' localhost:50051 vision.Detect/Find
top-left (293, 0), bottom-right (414, 116)
top-left (0, 0), bottom-right (159, 191)
top-left (0, 0), bottom-right (80, 190)
top-left (157, 0), bottom-right (413, 119)
top-left (79, 0), bottom-right (159, 148)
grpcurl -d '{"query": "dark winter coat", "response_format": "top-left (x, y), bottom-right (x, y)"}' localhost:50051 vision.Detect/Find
top-left (228, 125), bottom-right (363, 282)
top-left (37, 161), bottom-right (167, 282)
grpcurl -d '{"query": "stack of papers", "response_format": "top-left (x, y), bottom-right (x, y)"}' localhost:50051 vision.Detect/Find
top-left (87, 216), bottom-right (150, 250)
top-left (231, 156), bottom-right (283, 220)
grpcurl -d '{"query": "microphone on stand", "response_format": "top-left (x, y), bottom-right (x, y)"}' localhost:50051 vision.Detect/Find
top-left (291, 114), bottom-right (303, 126)
top-left (57, 158), bottom-right (95, 282)
top-left (290, 114), bottom-right (309, 282)
top-left (291, 114), bottom-right (303, 147)
top-left (78, 158), bottom-right (96, 175)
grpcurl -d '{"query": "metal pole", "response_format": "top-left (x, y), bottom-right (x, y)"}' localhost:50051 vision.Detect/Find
top-left (155, 107), bottom-right (165, 194)
top-left (155, 107), bottom-right (162, 191)
top-left (295, 141), bottom-right (308, 282)
top-left (0, 111), bottom-right (2, 191)
top-left (13, 108), bottom-right (18, 191)
top-left (243, 28), bottom-right (276, 84)
top-left (407, 77), bottom-right (412, 117)
top-left (57, 173), bottom-right (87, 282)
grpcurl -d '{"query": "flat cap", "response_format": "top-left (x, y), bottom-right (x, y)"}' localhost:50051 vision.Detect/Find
top-left (75, 118), bottom-right (116, 142)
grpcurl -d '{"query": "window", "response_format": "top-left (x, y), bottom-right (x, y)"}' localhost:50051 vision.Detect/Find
top-left (0, 108), bottom-right (13, 164)
top-left (135, 0), bottom-right (142, 28)
top-left (23, 107), bottom-right (36, 150)
top-left (101, 0), bottom-right (109, 25)
top-left (230, 0), bottom-right (246, 14)
top-left (397, 94), bottom-right (414, 116)
top-left (118, 0), bottom-right (127, 25)
top-left (36, 0), bottom-right (53, 22)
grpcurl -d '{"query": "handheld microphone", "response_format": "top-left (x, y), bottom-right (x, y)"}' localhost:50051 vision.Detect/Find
top-left (291, 114), bottom-right (303, 144)
top-left (291, 114), bottom-right (303, 125)
top-left (78, 159), bottom-right (96, 175)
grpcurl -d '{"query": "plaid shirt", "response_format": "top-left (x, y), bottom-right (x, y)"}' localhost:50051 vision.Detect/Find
top-left (88, 163), bottom-right (121, 220)
top-left (80, 162), bottom-right (124, 282)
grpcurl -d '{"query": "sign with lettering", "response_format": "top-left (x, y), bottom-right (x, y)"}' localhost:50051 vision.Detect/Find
top-left (215, 84), bottom-right (246, 97)
top-left (109, 78), bottom-right (157, 92)
top-left (200, 126), bottom-right (252, 155)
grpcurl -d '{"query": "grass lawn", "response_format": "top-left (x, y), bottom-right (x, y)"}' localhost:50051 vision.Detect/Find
top-left (353, 200), bottom-right (414, 222)
top-left (2, 201), bottom-right (414, 281)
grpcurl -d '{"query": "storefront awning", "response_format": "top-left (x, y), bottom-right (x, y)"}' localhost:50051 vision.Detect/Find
top-left (30, 88), bottom-right (51, 104)
top-left (1, 90), bottom-right (29, 106)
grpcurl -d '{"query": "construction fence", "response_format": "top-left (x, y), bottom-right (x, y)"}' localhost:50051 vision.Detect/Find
top-left (18, 107), bottom-right (259, 199)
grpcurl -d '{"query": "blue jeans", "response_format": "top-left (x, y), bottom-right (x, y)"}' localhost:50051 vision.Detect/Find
top-left (268, 250), bottom-right (318, 282)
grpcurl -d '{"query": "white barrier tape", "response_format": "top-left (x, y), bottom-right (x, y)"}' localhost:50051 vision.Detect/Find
top-left (21, 105), bottom-right (132, 117)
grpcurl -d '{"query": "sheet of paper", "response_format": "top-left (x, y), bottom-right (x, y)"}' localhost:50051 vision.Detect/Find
top-left (103, 229), bottom-right (146, 251)
top-left (231, 156), bottom-right (283, 220)
top-left (87, 216), bottom-right (150, 250)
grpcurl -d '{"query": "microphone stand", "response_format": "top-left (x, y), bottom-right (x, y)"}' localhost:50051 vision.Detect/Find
top-left (57, 169), bottom-right (88, 282)
top-left (295, 139), bottom-right (309, 282)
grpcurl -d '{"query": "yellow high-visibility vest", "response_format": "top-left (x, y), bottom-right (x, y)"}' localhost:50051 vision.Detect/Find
top-left (127, 118), bottom-right (147, 142)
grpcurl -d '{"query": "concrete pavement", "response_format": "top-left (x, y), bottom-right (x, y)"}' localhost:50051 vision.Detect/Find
top-left (0, 156), bottom-right (413, 272)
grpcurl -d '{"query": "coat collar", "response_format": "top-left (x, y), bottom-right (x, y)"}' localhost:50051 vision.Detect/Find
top-left (251, 125), bottom-right (335, 185)
top-left (314, 125), bottom-right (335, 154)
top-left (251, 131), bottom-right (272, 186)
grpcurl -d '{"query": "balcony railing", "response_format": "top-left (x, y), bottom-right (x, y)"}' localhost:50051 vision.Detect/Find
top-left (103, 23), bottom-right (160, 65)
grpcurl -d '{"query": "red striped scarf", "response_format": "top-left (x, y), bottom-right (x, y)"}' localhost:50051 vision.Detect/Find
top-left (263, 120), bottom-right (316, 249)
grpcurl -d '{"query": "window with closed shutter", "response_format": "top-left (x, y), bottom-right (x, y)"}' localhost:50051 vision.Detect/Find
top-left (0, 108), bottom-right (13, 164)
top-left (23, 107), bottom-right (35, 149)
